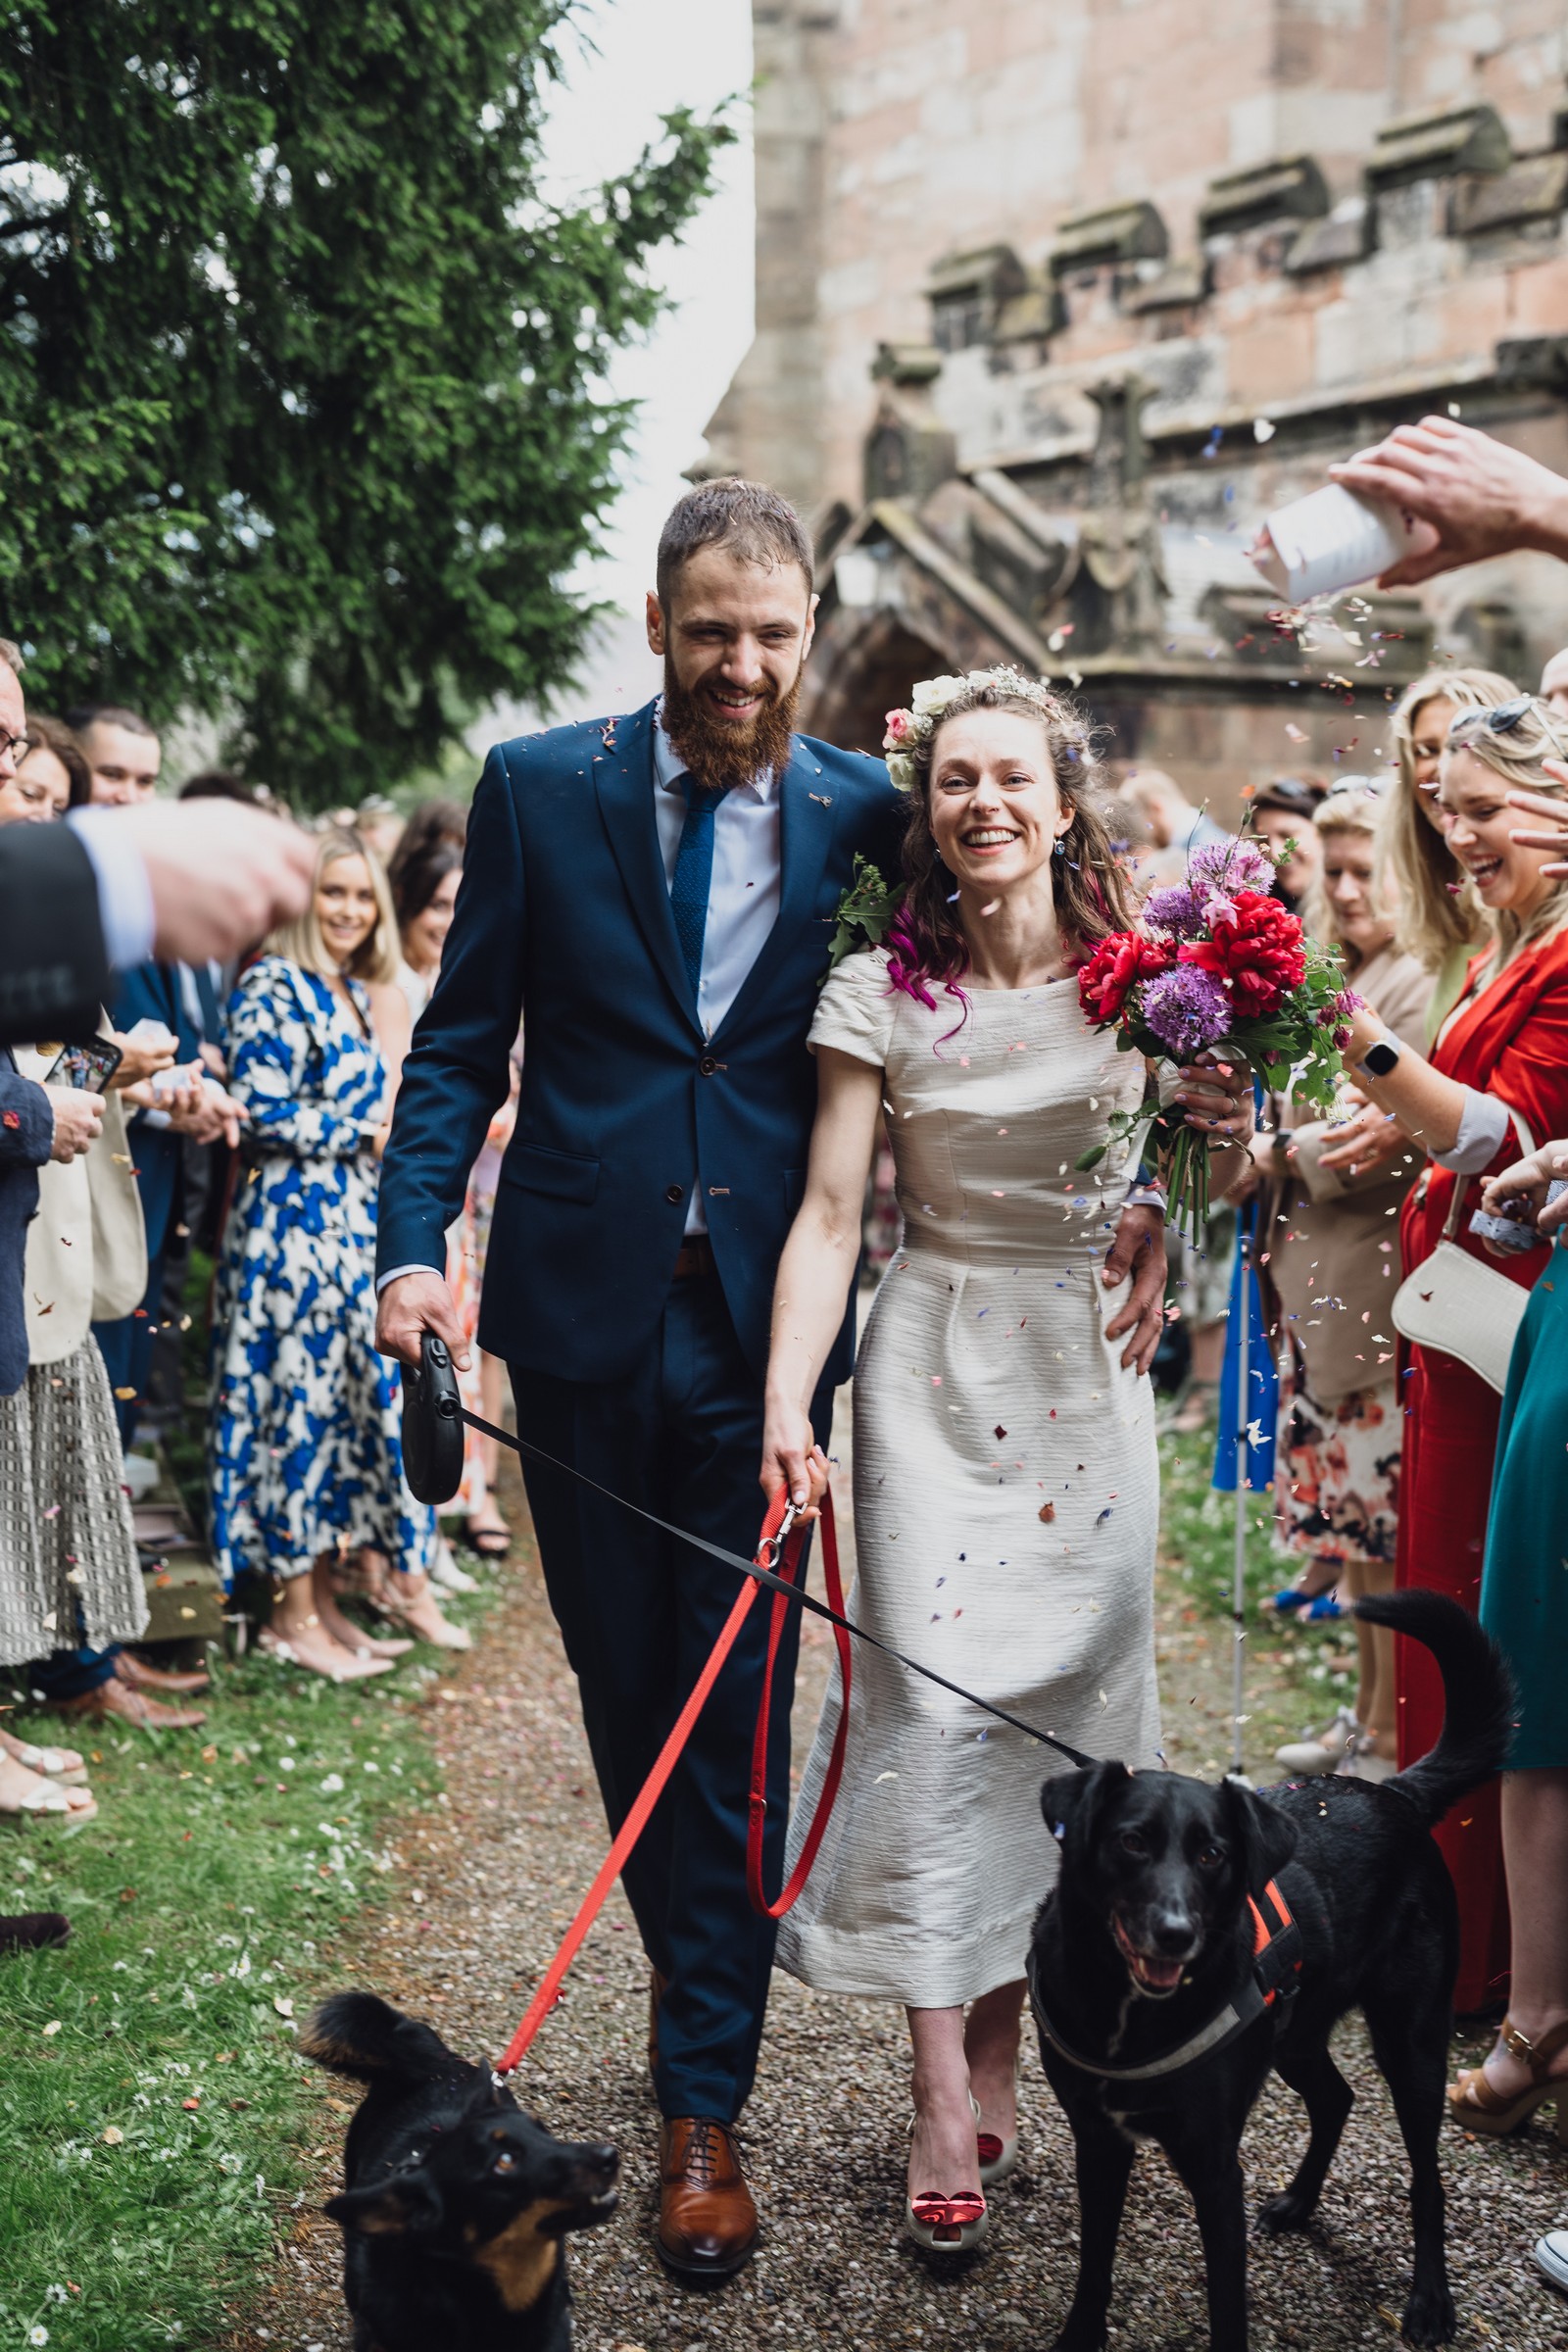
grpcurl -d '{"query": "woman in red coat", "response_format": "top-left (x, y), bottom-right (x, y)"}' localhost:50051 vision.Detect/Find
top-left (1329, 696), bottom-right (1568, 2014)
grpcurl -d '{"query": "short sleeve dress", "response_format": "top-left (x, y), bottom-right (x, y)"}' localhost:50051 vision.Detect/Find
top-left (774, 951), bottom-right (1161, 2007)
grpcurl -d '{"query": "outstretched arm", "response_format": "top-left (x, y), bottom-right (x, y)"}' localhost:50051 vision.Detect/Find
top-left (1329, 416), bottom-right (1568, 588)
top-left (761, 1047), bottom-right (883, 1510)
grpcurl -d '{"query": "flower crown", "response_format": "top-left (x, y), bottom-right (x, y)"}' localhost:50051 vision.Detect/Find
top-left (882, 664), bottom-right (1066, 792)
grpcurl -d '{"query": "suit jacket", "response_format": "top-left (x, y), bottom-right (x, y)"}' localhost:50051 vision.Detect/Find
top-left (108, 957), bottom-right (205, 1263)
top-left (0, 823), bottom-right (108, 1044)
top-left (379, 701), bottom-right (906, 1385)
top-left (0, 1049), bottom-right (56, 1396)
top-left (1401, 925), bottom-right (1568, 1298)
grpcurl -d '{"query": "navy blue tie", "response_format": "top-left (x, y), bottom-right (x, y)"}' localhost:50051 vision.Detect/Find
top-left (669, 775), bottom-right (731, 1000)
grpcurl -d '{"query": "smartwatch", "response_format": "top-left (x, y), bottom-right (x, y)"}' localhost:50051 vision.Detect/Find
top-left (1357, 1038), bottom-right (1401, 1080)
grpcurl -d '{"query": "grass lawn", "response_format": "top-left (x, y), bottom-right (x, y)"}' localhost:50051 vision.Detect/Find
top-left (0, 1601), bottom-right (489, 2352)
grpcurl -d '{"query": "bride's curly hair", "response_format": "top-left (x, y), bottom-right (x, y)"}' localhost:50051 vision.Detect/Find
top-left (886, 676), bottom-right (1136, 1007)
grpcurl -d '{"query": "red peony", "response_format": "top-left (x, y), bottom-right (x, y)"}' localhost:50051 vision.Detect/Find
top-left (1078, 929), bottom-right (1178, 1024)
top-left (1179, 889), bottom-right (1306, 1018)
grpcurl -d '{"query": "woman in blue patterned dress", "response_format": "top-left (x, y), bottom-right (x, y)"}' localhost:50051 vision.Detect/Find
top-left (209, 830), bottom-right (466, 1678)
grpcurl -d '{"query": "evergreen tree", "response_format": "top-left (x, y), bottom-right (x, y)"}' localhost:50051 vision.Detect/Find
top-left (0, 3), bottom-right (730, 802)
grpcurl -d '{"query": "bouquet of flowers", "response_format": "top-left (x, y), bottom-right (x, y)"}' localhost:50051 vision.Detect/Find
top-left (1074, 836), bottom-right (1358, 1238)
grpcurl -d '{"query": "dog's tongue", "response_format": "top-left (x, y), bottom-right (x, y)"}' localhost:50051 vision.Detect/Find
top-left (1133, 1951), bottom-right (1185, 1992)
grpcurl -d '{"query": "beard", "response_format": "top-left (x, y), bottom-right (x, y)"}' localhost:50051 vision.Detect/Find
top-left (662, 657), bottom-right (801, 792)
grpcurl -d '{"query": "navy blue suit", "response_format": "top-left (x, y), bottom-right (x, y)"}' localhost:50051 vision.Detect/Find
top-left (92, 959), bottom-right (204, 1435)
top-left (380, 701), bottom-right (904, 2118)
top-left (0, 1052), bottom-right (56, 1397)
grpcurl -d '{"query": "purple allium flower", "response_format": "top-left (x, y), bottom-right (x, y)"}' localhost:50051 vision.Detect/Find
top-left (1143, 882), bottom-right (1204, 937)
top-left (1189, 835), bottom-right (1276, 897)
top-left (1139, 964), bottom-right (1233, 1057)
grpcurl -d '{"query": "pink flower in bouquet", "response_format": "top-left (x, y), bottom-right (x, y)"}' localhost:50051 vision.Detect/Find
top-left (1181, 889), bottom-right (1305, 1019)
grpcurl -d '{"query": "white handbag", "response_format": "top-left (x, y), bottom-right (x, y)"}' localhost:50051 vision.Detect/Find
top-left (1391, 1110), bottom-right (1536, 1394)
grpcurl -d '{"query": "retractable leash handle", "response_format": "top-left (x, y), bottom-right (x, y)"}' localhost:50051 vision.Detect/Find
top-left (403, 1329), bottom-right (466, 1506)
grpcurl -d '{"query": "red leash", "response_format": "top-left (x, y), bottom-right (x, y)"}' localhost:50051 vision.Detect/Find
top-left (746, 1488), bottom-right (853, 1918)
top-left (493, 1486), bottom-right (851, 2080)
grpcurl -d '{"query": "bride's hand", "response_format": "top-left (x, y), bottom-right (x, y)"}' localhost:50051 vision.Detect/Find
top-left (760, 1400), bottom-right (830, 1517)
top-left (1102, 1203), bottom-right (1167, 1376)
top-left (1173, 1053), bottom-right (1253, 1143)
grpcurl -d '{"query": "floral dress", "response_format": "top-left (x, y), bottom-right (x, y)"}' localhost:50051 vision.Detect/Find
top-left (209, 956), bottom-right (436, 1590)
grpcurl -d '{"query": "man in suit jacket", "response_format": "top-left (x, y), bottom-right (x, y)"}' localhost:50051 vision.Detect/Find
top-left (379, 481), bottom-right (1167, 2275)
top-left (377, 481), bottom-right (906, 2277)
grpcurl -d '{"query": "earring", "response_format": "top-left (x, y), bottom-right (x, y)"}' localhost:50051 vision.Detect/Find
top-left (1053, 837), bottom-right (1067, 857)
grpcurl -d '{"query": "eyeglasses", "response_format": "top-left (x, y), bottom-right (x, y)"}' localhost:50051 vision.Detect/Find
top-left (1321, 773), bottom-right (1387, 801)
top-left (0, 726), bottom-right (25, 765)
top-left (1253, 778), bottom-right (1321, 814)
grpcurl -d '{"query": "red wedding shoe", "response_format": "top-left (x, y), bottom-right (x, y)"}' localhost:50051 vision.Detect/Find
top-left (906, 2188), bottom-right (989, 2252)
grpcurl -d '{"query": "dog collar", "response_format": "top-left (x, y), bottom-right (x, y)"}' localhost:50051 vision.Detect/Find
top-left (1030, 1881), bottom-right (1302, 2098)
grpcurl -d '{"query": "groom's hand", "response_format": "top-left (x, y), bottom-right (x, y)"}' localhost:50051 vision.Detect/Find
top-left (375, 1269), bottom-right (470, 1373)
top-left (1102, 1204), bottom-right (1167, 1376)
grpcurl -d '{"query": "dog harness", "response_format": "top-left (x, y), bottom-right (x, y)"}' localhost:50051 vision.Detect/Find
top-left (1029, 1878), bottom-right (1303, 2103)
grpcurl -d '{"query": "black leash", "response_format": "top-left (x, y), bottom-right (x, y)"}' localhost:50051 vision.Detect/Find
top-left (404, 1334), bottom-right (1097, 1769)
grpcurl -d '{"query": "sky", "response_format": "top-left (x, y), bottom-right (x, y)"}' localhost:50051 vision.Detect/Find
top-left (489, 0), bottom-right (756, 725)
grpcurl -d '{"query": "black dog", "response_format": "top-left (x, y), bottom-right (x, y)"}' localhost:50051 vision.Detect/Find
top-left (302, 1992), bottom-right (619, 2352)
top-left (1027, 1589), bottom-right (1513, 2352)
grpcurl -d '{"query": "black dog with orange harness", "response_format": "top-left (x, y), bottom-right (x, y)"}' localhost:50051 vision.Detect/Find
top-left (1025, 1587), bottom-right (1514, 2352)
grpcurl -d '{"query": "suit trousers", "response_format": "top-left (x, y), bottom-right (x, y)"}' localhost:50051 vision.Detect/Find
top-left (512, 1268), bottom-right (834, 2123)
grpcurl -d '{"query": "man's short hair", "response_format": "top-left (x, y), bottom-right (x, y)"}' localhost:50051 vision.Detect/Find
top-left (64, 702), bottom-right (159, 739)
top-left (656, 478), bottom-right (813, 607)
top-left (0, 640), bottom-right (23, 675)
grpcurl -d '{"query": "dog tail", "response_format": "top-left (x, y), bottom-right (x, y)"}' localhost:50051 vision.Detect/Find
top-left (1353, 1589), bottom-right (1515, 1825)
top-left (300, 1990), bottom-right (457, 2085)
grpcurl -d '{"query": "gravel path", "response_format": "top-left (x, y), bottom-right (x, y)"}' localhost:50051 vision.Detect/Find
top-left (227, 1422), bottom-right (1568, 2352)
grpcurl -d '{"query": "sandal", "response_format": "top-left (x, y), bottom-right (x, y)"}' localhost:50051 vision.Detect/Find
top-left (257, 1626), bottom-right (394, 1684)
top-left (461, 1492), bottom-right (511, 1561)
top-left (0, 1755), bottom-right (97, 1825)
top-left (360, 1565), bottom-right (471, 1651)
top-left (0, 1728), bottom-right (88, 1787)
top-left (906, 2103), bottom-right (990, 2251)
top-left (1448, 2016), bottom-right (1568, 2139)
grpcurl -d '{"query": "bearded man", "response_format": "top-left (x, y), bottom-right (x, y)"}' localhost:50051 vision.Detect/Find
top-left (375, 480), bottom-right (906, 2277)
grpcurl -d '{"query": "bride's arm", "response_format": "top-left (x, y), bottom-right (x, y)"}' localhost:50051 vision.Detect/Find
top-left (761, 1046), bottom-right (884, 1510)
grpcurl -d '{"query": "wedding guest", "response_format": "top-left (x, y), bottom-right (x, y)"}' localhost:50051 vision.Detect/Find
top-left (210, 828), bottom-right (466, 1678)
top-left (1439, 1131), bottom-right (1568, 2136)
top-left (1223, 782), bottom-right (1426, 1772)
top-left (1248, 774), bottom-right (1323, 914)
top-left (1120, 763), bottom-right (1224, 885)
top-left (4, 716), bottom-right (90, 820)
top-left (761, 669), bottom-right (1248, 2249)
top-left (1387, 667), bottom-right (1516, 1037)
top-left (391, 833), bottom-right (464, 1023)
top-left (1333, 695), bottom-right (1568, 2014)
top-left (66, 704), bottom-right (162, 805)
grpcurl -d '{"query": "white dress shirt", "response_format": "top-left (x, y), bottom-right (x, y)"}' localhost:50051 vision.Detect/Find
top-left (652, 707), bottom-right (782, 1232)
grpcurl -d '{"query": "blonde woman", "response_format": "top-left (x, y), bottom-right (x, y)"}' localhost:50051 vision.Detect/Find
top-left (1387, 666), bottom-right (1515, 1034)
top-left (210, 830), bottom-right (466, 1679)
top-left (1225, 782), bottom-right (1427, 1773)
top-left (1334, 697), bottom-right (1568, 2014)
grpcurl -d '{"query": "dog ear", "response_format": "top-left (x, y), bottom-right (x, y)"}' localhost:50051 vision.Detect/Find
top-left (1040, 1760), bottom-right (1123, 1847)
top-left (1222, 1779), bottom-right (1298, 1898)
top-left (324, 2170), bottom-right (443, 2237)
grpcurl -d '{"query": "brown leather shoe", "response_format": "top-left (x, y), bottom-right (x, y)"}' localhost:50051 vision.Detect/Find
top-left (648, 1967), bottom-right (669, 2079)
top-left (656, 2117), bottom-right (758, 2278)
top-left (114, 1650), bottom-right (211, 1697)
top-left (57, 1681), bottom-right (206, 1731)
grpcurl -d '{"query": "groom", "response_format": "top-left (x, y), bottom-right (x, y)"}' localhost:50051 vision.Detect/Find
top-left (376, 479), bottom-right (1165, 2276)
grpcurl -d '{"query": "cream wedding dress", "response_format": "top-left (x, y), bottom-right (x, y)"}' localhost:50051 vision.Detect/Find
top-left (775, 950), bottom-right (1161, 2007)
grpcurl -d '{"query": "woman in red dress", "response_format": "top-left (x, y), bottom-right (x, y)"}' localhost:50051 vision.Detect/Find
top-left (1330, 696), bottom-right (1568, 2014)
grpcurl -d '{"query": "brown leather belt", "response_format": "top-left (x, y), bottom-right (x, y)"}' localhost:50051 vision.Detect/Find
top-left (672, 1236), bottom-right (716, 1281)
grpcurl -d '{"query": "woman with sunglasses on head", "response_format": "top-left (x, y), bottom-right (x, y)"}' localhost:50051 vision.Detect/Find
top-left (1226, 780), bottom-right (1428, 1759)
top-left (1327, 695), bottom-right (1568, 2015)
top-left (1435, 731), bottom-right (1568, 2147)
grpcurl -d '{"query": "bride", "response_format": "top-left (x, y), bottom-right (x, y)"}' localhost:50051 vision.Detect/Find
top-left (760, 668), bottom-right (1251, 2249)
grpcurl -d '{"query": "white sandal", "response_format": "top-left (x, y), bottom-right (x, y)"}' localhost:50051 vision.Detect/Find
top-left (0, 1730), bottom-right (88, 1788)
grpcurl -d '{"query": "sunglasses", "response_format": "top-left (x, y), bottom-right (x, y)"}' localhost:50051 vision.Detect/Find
top-left (1446, 694), bottom-right (1538, 745)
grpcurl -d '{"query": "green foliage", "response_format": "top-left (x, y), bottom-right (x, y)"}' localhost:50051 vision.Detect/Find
top-left (0, 2), bottom-right (733, 804)
top-left (825, 854), bottom-right (898, 976)
top-left (0, 1596), bottom-right (494, 2349)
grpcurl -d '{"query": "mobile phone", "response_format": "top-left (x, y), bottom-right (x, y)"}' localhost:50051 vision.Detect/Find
top-left (44, 1037), bottom-right (124, 1095)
